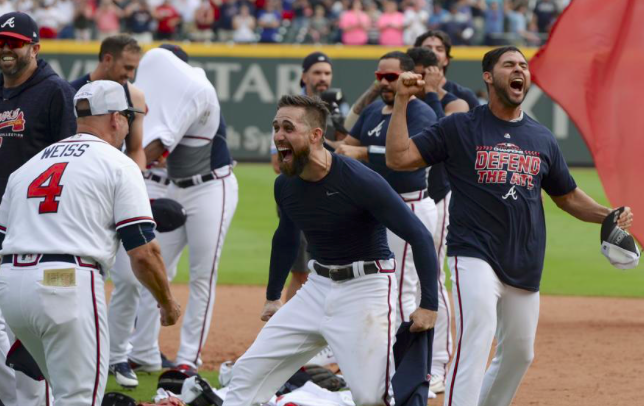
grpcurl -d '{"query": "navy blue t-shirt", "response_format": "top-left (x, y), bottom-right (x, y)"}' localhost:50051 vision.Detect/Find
top-left (443, 80), bottom-right (480, 111)
top-left (411, 105), bottom-right (577, 291)
top-left (424, 92), bottom-right (460, 203)
top-left (351, 99), bottom-right (437, 193)
top-left (268, 154), bottom-right (438, 310)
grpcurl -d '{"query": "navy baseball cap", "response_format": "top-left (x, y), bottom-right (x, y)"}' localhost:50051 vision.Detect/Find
top-left (0, 12), bottom-right (39, 43)
top-left (159, 43), bottom-right (189, 63)
top-left (300, 52), bottom-right (332, 87)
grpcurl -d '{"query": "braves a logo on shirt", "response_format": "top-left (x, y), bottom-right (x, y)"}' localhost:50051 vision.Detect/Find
top-left (0, 108), bottom-right (26, 132)
top-left (367, 120), bottom-right (385, 137)
top-left (475, 142), bottom-right (541, 192)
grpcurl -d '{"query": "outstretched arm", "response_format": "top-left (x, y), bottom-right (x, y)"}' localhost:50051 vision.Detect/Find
top-left (551, 188), bottom-right (633, 229)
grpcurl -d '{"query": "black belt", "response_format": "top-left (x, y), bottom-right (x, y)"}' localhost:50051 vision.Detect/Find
top-left (2, 254), bottom-right (102, 273)
top-left (145, 173), bottom-right (170, 185)
top-left (173, 172), bottom-right (216, 188)
top-left (172, 166), bottom-right (232, 188)
top-left (313, 262), bottom-right (380, 282)
top-left (400, 190), bottom-right (429, 202)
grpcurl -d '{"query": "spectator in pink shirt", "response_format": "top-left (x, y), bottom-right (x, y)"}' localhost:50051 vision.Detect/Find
top-left (338, 0), bottom-right (370, 45)
top-left (377, 0), bottom-right (404, 46)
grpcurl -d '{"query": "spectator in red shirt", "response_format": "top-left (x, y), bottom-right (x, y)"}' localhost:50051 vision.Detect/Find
top-left (154, 0), bottom-right (181, 40)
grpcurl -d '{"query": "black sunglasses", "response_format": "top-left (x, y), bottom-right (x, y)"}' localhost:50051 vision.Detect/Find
top-left (116, 110), bottom-right (136, 127)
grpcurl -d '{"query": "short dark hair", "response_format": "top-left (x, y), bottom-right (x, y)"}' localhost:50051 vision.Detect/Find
top-left (277, 95), bottom-right (329, 132)
top-left (482, 46), bottom-right (526, 73)
top-left (379, 51), bottom-right (415, 72)
top-left (98, 34), bottom-right (142, 61)
top-left (406, 47), bottom-right (439, 68)
top-left (413, 30), bottom-right (453, 61)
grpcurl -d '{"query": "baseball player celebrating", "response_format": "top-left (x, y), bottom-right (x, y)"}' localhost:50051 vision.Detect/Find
top-left (385, 46), bottom-right (634, 406)
top-left (0, 80), bottom-right (181, 406)
top-left (335, 51), bottom-right (438, 329)
top-left (127, 48), bottom-right (238, 372)
top-left (223, 95), bottom-right (439, 406)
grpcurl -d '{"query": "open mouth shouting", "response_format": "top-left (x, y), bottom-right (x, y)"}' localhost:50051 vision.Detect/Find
top-left (509, 77), bottom-right (525, 96)
top-left (277, 145), bottom-right (294, 162)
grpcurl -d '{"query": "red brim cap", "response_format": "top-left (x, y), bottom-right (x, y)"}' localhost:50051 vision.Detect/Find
top-left (0, 32), bottom-right (33, 42)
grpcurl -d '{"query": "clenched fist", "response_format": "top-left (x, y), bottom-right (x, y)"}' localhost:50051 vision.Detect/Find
top-left (395, 72), bottom-right (426, 99)
top-left (260, 299), bottom-right (283, 321)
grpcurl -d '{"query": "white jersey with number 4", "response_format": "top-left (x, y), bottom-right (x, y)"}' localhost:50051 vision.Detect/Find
top-left (0, 133), bottom-right (154, 270)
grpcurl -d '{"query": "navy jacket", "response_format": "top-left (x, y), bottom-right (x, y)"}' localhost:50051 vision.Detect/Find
top-left (0, 59), bottom-right (77, 200)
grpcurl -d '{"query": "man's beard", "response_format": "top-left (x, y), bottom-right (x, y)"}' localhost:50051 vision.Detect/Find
top-left (1, 51), bottom-right (30, 77)
top-left (280, 145), bottom-right (311, 177)
top-left (492, 77), bottom-right (528, 108)
top-left (380, 88), bottom-right (395, 106)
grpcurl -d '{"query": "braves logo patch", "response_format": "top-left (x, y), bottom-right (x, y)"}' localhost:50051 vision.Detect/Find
top-left (0, 108), bottom-right (26, 132)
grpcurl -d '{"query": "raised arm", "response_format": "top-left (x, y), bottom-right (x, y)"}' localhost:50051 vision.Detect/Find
top-left (385, 72), bottom-right (429, 171)
top-left (124, 84), bottom-right (147, 170)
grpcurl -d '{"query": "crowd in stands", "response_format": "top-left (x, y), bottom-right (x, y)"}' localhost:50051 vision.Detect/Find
top-left (3, 0), bottom-right (566, 45)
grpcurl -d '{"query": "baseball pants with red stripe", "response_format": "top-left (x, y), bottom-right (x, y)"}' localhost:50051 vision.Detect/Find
top-left (0, 264), bottom-right (108, 406)
top-left (385, 191), bottom-right (437, 328)
top-left (129, 170), bottom-right (238, 369)
top-left (444, 256), bottom-right (539, 406)
top-left (431, 191), bottom-right (453, 382)
top-left (224, 261), bottom-right (397, 406)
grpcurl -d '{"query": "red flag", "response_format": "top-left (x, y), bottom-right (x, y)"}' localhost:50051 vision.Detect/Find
top-left (531, 0), bottom-right (644, 243)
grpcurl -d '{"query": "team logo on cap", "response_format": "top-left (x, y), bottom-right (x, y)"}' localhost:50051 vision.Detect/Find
top-left (0, 108), bottom-right (25, 132)
top-left (1, 17), bottom-right (15, 28)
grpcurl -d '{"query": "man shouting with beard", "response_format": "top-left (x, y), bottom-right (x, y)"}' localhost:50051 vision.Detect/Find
top-left (223, 94), bottom-right (439, 406)
top-left (335, 51), bottom-right (438, 331)
top-left (385, 46), bottom-right (634, 406)
top-left (0, 11), bottom-right (76, 406)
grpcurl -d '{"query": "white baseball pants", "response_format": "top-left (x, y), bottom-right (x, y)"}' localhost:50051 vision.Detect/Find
top-left (129, 169), bottom-right (238, 368)
top-left (224, 263), bottom-right (397, 406)
top-left (107, 178), bottom-right (172, 365)
top-left (431, 191), bottom-right (453, 381)
top-left (386, 191), bottom-right (437, 328)
top-left (443, 256), bottom-right (539, 406)
top-left (0, 263), bottom-right (108, 406)
top-left (0, 308), bottom-right (52, 406)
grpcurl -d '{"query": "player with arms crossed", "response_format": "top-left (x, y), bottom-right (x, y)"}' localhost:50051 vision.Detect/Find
top-left (0, 81), bottom-right (181, 406)
top-left (224, 95), bottom-right (439, 406)
top-left (385, 46), bottom-right (634, 406)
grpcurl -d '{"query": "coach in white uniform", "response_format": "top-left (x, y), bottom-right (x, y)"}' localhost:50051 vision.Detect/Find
top-left (0, 81), bottom-right (181, 406)
top-left (128, 48), bottom-right (238, 371)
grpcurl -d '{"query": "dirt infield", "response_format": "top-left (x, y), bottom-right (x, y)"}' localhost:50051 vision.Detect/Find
top-left (118, 284), bottom-right (644, 406)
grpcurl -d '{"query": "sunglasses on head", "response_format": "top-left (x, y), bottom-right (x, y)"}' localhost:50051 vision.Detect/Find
top-left (0, 37), bottom-right (29, 50)
top-left (375, 71), bottom-right (400, 82)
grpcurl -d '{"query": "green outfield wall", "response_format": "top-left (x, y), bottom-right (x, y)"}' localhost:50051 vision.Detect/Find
top-left (39, 42), bottom-right (593, 165)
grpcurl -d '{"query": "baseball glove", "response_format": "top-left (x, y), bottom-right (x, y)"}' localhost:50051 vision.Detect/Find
top-left (302, 364), bottom-right (346, 391)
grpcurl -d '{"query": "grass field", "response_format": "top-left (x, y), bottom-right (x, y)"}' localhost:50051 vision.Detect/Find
top-left (173, 164), bottom-right (644, 297)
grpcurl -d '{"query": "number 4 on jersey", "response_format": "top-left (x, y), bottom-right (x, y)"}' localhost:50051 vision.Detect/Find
top-left (27, 162), bottom-right (69, 214)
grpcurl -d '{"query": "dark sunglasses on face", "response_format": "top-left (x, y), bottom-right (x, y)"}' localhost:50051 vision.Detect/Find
top-left (0, 38), bottom-right (29, 50)
top-left (118, 110), bottom-right (136, 127)
top-left (375, 71), bottom-right (400, 82)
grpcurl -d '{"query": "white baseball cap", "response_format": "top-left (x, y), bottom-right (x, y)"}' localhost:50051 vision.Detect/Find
top-left (73, 80), bottom-right (132, 118)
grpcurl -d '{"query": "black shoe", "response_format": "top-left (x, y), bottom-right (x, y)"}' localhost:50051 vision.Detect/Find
top-left (161, 352), bottom-right (176, 369)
